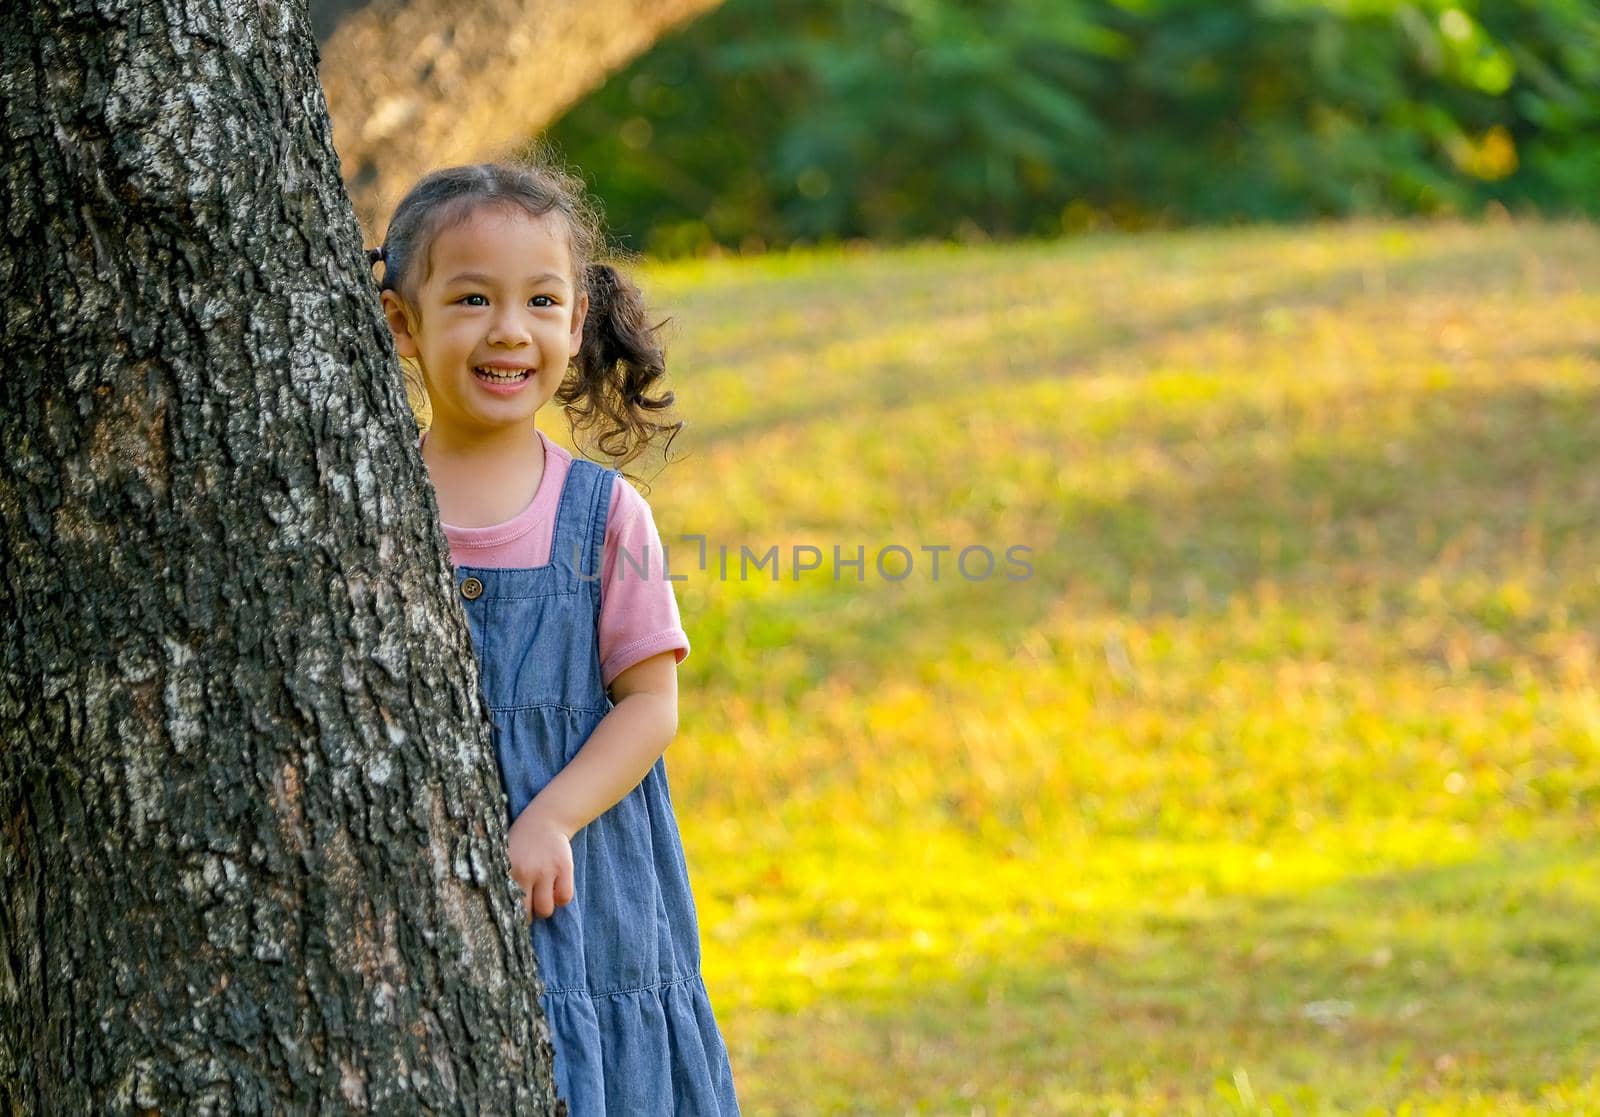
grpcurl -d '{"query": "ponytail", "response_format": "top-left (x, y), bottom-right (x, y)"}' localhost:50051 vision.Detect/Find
top-left (555, 262), bottom-right (683, 485)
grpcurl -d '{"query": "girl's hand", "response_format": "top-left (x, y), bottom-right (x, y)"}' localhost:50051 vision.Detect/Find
top-left (506, 803), bottom-right (575, 921)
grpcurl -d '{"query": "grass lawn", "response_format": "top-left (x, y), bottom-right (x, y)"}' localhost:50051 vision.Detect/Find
top-left (576, 220), bottom-right (1600, 1113)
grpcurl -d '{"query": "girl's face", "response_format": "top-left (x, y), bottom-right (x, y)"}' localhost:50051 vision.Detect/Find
top-left (381, 204), bottom-right (588, 439)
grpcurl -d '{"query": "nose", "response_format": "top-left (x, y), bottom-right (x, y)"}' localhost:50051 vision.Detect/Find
top-left (486, 305), bottom-right (533, 347)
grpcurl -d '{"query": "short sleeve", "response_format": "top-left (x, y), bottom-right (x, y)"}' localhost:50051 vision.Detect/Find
top-left (598, 477), bottom-right (690, 689)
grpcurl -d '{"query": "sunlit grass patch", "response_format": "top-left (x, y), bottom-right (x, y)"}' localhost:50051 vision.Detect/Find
top-left (553, 219), bottom-right (1600, 1114)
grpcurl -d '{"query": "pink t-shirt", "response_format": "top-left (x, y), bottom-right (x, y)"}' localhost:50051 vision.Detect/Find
top-left (437, 429), bottom-right (690, 689)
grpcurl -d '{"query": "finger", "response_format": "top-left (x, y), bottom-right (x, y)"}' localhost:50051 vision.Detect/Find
top-left (533, 873), bottom-right (556, 920)
top-left (553, 865), bottom-right (575, 908)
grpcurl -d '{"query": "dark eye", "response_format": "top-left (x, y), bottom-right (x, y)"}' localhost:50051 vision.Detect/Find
top-left (458, 294), bottom-right (488, 307)
top-left (530, 295), bottom-right (556, 308)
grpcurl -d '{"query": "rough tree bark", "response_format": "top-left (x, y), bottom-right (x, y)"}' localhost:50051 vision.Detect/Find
top-left (312, 0), bottom-right (725, 236)
top-left (0, 1), bottom-right (564, 1112)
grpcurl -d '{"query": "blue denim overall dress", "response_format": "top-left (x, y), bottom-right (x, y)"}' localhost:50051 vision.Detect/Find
top-left (453, 458), bottom-right (740, 1115)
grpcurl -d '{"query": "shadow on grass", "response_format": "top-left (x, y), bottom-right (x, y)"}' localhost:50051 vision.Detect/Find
top-left (682, 231), bottom-right (1593, 447)
top-left (689, 373), bottom-right (1600, 703)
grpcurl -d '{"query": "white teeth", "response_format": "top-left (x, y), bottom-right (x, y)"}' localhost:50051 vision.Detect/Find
top-left (475, 367), bottom-right (530, 382)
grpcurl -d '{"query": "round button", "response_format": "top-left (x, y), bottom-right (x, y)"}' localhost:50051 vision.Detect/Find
top-left (460, 576), bottom-right (484, 600)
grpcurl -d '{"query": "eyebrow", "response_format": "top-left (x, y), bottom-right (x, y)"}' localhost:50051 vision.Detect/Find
top-left (444, 271), bottom-right (568, 287)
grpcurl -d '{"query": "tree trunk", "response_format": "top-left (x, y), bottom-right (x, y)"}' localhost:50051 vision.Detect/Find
top-left (0, 2), bottom-right (562, 1112)
top-left (312, 0), bottom-right (725, 236)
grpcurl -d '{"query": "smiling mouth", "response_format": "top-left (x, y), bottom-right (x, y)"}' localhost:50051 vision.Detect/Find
top-left (475, 366), bottom-right (533, 383)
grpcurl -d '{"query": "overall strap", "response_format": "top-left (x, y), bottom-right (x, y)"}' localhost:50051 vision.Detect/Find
top-left (551, 456), bottom-right (618, 604)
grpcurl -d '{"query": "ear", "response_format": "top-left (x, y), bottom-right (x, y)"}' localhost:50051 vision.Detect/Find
top-left (568, 290), bottom-right (589, 361)
top-left (380, 289), bottom-right (421, 360)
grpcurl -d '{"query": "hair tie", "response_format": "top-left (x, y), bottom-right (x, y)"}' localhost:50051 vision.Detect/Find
top-left (366, 246), bottom-right (386, 267)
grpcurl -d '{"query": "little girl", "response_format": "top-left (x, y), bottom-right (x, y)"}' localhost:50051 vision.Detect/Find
top-left (369, 160), bottom-right (740, 1115)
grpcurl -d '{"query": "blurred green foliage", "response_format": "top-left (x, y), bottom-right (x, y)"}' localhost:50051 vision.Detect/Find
top-left (542, 0), bottom-right (1600, 256)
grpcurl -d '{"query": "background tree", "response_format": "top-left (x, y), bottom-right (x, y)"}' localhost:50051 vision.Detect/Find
top-left (310, 0), bottom-right (725, 236)
top-left (0, 0), bottom-right (693, 1109)
top-left (543, 0), bottom-right (1600, 256)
